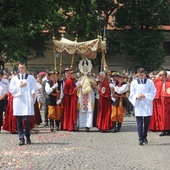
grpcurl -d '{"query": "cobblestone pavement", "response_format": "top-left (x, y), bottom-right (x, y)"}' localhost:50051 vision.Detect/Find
top-left (0, 113), bottom-right (170, 170)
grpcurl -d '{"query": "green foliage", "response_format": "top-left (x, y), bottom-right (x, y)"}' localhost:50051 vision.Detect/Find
top-left (115, 0), bottom-right (170, 29)
top-left (122, 30), bottom-right (164, 71)
top-left (0, 0), bottom-right (63, 62)
top-left (111, 0), bottom-right (170, 71)
top-left (0, 0), bottom-right (169, 71)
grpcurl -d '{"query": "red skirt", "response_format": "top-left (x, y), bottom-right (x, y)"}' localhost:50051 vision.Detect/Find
top-left (3, 96), bottom-right (42, 132)
top-left (3, 94), bottom-right (17, 133)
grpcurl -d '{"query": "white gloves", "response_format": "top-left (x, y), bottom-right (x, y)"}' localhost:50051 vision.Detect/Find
top-left (111, 97), bottom-right (116, 102)
top-left (56, 99), bottom-right (62, 105)
top-left (52, 83), bottom-right (58, 89)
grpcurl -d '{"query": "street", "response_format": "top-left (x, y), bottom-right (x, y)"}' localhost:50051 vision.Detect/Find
top-left (0, 114), bottom-right (170, 170)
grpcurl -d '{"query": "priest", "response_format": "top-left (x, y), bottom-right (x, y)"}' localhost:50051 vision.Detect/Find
top-left (149, 77), bottom-right (161, 132)
top-left (97, 71), bottom-right (112, 132)
top-left (76, 59), bottom-right (96, 132)
top-left (62, 69), bottom-right (77, 131)
top-left (153, 70), bottom-right (170, 136)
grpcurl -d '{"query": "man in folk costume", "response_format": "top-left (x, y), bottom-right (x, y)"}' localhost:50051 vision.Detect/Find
top-left (129, 68), bottom-right (156, 146)
top-left (9, 62), bottom-right (37, 145)
top-left (76, 59), bottom-right (96, 132)
top-left (97, 71), bottom-right (112, 132)
top-left (62, 69), bottom-right (78, 131)
top-left (45, 71), bottom-right (63, 131)
top-left (110, 73), bottom-right (129, 133)
top-left (110, 71), bottom-right (119, 86)
top-left (151, 70), bottom-right (170, 136)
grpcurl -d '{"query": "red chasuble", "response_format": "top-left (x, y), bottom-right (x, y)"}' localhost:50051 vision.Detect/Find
top-left (62, 78), bottom-right (77, 131)
top-left (97, 78), bottom-right (111, 130)
top-left (149, 80), bottom-right (162, 131)
top-left (150, 79), bottom-right (170, 131)
top-left (160, 79), bottom-right (170, 130)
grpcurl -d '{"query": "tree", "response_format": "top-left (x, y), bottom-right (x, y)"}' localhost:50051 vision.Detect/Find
top-left (56, 0), bottom-right (170, 71)
top-left (0, 0), bottom-right (169, 71)
top-left (0, 0), bottom-right (64, 62)
top-left (110, 0), bottom-right (170, 71)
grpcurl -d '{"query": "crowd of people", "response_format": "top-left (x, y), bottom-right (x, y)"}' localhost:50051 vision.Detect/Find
top-left (0, 61), bottom-right (170, 146)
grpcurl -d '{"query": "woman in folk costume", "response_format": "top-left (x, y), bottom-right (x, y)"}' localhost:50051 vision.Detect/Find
top-left (45, 71), bottom-right (64, 131)
top-left (110, 73), bottom-right (129, 133)
top-left (76, 59), bottom-right (96, 132)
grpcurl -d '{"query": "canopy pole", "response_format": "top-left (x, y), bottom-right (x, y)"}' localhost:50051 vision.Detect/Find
top-left (70, 35), bottom-right (78, 69)
top-left (52, 34), bottom-right (57, 74)
top-left (101, 54), bottom-right (104, 71)
top-left (59, 52), bottom-right (63, 75)
top-left (70, 54), bottom-right (75, 68)
top-left (98, 35), bottom-right (103, 72)
top-left (102, 51), bottom-right (105, 71)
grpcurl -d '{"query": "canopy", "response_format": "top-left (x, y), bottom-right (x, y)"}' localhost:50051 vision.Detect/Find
top-left (53, 37), bottom-right (106, 59)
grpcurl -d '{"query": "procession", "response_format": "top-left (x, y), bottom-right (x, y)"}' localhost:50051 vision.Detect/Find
top-left (0, 1), bottom-right (170, 169)
top-left (0, 59), bottom-right (170, 147)
top-left (0, 38), bottom-right (170, 170)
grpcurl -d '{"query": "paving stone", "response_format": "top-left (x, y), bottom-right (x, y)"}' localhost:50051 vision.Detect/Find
top-left (0, 113), bottom-right (170, 170)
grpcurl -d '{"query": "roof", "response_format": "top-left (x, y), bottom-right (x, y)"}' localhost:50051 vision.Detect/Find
top-left (107, 15), bottom-right (170, 31)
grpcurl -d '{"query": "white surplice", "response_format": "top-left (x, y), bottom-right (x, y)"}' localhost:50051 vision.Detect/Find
top-left (9, 74), bottom-right (37, 116)
top-left (77, 81), bottom-right (95, 128)
top-left (129, 79), bottom-right (156, 117)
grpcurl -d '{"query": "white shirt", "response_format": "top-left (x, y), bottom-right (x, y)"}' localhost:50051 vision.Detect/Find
top-left (45, 81), bottom-right (64, 99)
